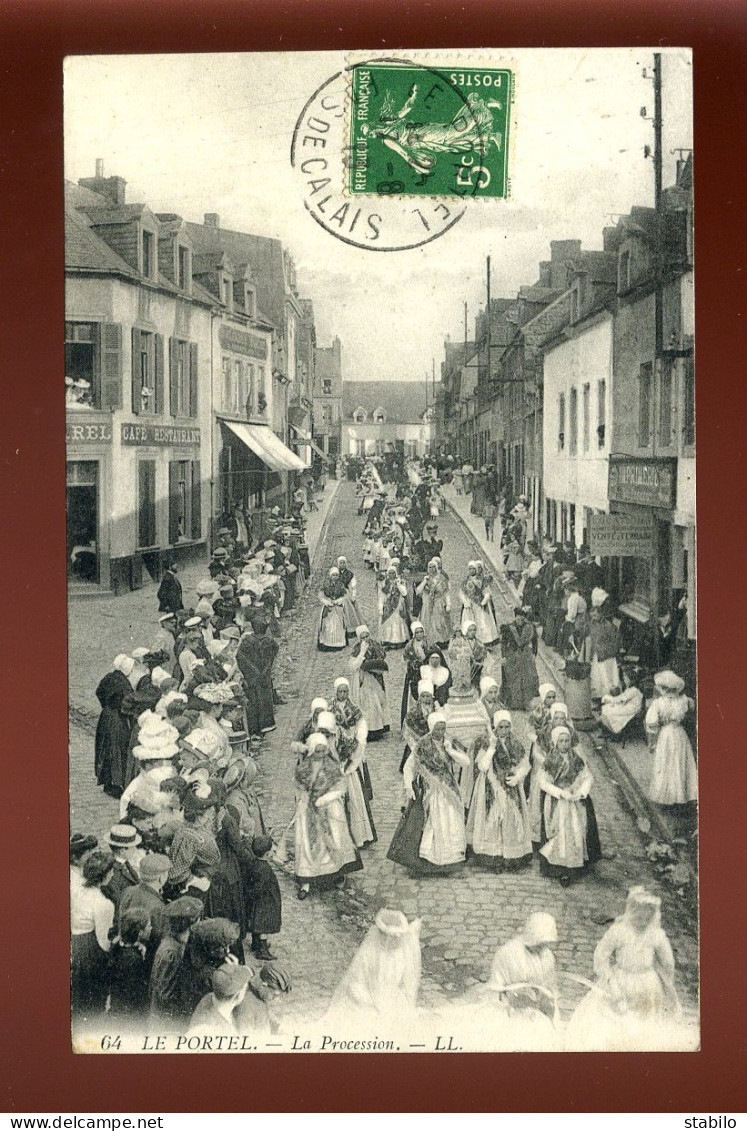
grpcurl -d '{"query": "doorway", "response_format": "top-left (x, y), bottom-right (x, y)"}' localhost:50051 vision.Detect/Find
top-left (67, 460), bottom-right (99, 583)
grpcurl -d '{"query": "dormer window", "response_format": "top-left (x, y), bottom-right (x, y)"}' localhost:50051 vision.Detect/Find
top-left (177, 245), bottom-right (191, 291)
top-left (373, 407), bottom-right (386, 423)
top-left (141, 229), bottom-right (155, 279)
top-left (353, 408), bottom-right (367, 423)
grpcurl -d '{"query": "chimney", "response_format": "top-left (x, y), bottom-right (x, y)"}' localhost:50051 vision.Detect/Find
top-left (204, 213), bottom-right (220, 228)
top-left (78, 161), bottom-right (126, 206)
top-left (538, 260), bottom-right (551, 287)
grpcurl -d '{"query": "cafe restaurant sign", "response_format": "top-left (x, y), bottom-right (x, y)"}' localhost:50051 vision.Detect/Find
top-left (121, 423), bottom-right (201, 447)
top-left (589, 512), bottom-right (655, 558)
top-left (608, 456), bottom-right (677, 509)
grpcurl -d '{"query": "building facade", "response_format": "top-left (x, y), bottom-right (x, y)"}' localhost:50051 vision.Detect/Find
top-left (341, 381), bottom-right (435, 458)
top-left (65, 175), bottom-right (214, 595)
top-left (313, 336), bottom-right (344, 458)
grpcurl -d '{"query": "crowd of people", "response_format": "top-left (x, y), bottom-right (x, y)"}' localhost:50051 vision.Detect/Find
top-left (72, 453), bottom-right (694, 1044)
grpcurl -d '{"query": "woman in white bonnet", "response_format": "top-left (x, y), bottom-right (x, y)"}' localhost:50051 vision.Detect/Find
top-left (466, 709), bottom-right (533, 872)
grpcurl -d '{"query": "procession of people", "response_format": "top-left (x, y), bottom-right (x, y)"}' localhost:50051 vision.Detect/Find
top-left (73, 456), bottom-right (694, 1046)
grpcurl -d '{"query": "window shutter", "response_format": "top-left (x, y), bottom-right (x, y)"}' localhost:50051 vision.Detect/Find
top-left (131, 327), bottom-right (141, 414)
top-left (101, 323), bottom-right (122, 409)
top-left (189, 342), bottom-right (199, 418)
top-left (169, 338), bottom-right (178, 418)
top-left (168, 460), bottom-right (180, 544)
top-left (191, 460), bottom-right (202, 540)
top-left (153, 334), bottom-right (164, 416)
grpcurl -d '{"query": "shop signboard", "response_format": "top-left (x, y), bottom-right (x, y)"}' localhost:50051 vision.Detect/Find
top-left (121, 423), bottom-right (201, 446)
top-left (218, 326), bottom-right (268, 360)
top-left (589, 512), bottom-right (655, 557)
top-left (608, 456), bottom-right (677, 509)
top-left (66, 415), bottom-right (113, 444)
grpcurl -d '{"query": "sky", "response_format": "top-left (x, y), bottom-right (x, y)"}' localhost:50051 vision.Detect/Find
top-left (64, 49), bottom-right (692, 385)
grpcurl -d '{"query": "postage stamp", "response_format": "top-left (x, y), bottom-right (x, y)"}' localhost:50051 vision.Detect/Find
top-left (347, 61), bottom-right (512, 199)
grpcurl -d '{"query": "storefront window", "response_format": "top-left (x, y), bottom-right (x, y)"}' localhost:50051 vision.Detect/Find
top-left (66, 460), bottom-right (99, 584)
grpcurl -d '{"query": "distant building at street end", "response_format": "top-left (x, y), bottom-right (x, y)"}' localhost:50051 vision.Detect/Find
top-left (341, 381), bottom-right (436, 458)
top-left (314, 336), bottom-right (344, 459)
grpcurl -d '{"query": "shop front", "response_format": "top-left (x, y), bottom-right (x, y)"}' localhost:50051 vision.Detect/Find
top-left (596, 455), bottom-right (678, 667)
top-left (216, 418), bottom-right (306, 531)
top-left (66, 414), bottom-right (114, 592)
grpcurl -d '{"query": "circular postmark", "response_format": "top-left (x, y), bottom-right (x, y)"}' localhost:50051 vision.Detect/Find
top-left (291, 58), bottom-right (507, 251)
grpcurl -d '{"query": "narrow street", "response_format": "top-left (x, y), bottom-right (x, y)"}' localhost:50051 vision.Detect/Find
top-left (69, 479), bottom-right (698, 1023)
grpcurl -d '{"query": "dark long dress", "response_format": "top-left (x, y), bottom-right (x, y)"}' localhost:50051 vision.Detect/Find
top-left (94, 669), bottom-right (135, 796)
top-left (237, 634), bottom-right (278, 735)
top-left (243, 857), bottom-right (282, 936)
top-left (157, 571), bottom-right (183, 613)
top-left (208, 808), bottom-right (251, 940)
top-left (501, 621), bottom-right (540, 710)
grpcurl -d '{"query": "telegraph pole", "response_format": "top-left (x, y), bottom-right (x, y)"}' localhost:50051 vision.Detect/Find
top-left (653, 52), bottom-right (663, 358)
top-left (486, 255), bottom-right (492, 384)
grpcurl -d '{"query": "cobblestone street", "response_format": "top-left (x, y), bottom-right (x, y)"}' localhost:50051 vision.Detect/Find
top-left (68, 480), bottom-right (698, 1025)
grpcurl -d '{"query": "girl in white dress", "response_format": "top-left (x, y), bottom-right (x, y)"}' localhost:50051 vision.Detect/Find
top-left (645, 670), bottom-right (697, 805)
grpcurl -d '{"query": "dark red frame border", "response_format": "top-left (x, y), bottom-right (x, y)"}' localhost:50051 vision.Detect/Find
top-left (2, 0), bottom-right (746, 1112)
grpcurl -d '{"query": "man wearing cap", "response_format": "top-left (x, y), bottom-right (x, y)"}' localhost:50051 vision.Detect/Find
top-left (119, 853), bottom-right (171, 951)
top-left (157, 559), bottom-right (183, 614)
top-left (102, 824), bottom-right (144, 911)
top-left (186, 962), bottom-right (254, 1036)
top-left (148, 896), bottom-right (204, 1025)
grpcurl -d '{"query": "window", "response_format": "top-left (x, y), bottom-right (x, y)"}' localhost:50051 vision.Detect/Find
top-left (138, 460), bottom-right (157, 548)
top-left (354, 408), bottom-right (366, 423)
top-left (375, 439), bottom-right (386, 455)
top-left (618, 249), bottom-right (630, 292)
top-left (597, 379), bottom-right (606, 447)
top-left (638, 361), bottom-right (653, 446)
top-left (131, 329), bottom-right (163, 415)
top-left (322, 405), bottom-right (332, 426)
top-left (683, 356), bottom-right (695, 446)
top-left (142, 230), bottom-right (155, 279)
top-left (582, 383), bottom-right (590, 452)
top-left (65, 322), bottom-right (99, 409)
top-left (169, 338), bottom-right (198, 418)
top-left (659, 358), bottom-right (673, 446)
top-left (373, 408), bottom-right (386, 423)
top-left (257, 366), bottom-right (267, 414)
top-left (569, 387), bottom-right (578, 455)
top-left (322, 378), bottom-right (332, 395)
top-left (177, 246), bottom-right (190, 290)
top-left (558, 393), bottom-right (565, 451)
top-left (222, 357), bottom-right (231, 410)
top-left (169, 459), bottom-right (202, 543)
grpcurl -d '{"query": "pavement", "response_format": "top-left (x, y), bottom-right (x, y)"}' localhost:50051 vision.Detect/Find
top-left (67, 477), bottom-right (698, 1026)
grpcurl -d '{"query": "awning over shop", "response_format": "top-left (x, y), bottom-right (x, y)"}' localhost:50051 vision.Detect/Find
top-left (289, 422), bottom-right (330, 463)
top-left (223, 420), bottom-right (306, 472)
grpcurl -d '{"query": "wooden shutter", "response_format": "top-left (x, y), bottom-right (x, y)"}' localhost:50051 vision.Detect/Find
top-left (138, 460), bottom-right (156, 547)
top-left (191, 460), bottom-right (202, 540)
top-left (169, 338), bottom-right (178, 418)
top-left (153, 334), bottom-right (164, 416)
top-left (101, 323), bottom-right (122, 409)
top-left (131, 327), bottom-right (141, 414)
top-left (168, 460), bottom-right (180, 544)
top-left (189, 342), bottom-right (199, 418)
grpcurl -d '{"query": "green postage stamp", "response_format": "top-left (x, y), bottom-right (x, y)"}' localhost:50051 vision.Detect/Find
top-left (348, 61), bottom-right (512, 199)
